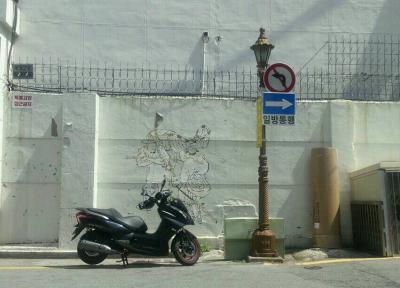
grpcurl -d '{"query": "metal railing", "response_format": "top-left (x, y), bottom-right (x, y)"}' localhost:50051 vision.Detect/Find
top-left (297, 70), bottom-right (400, 101)
top-left (297, 33), bottom-right (400, 101)
top-left (9, 61), bottom-right (259, 100)
top-left (8, 33), bottom-right (400, 101)
top-left (9, 60), bottom-right (400, 101)
top-left (351, 201), bottom-right (385, 256)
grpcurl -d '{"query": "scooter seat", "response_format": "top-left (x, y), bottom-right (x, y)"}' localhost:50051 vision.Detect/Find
top-left (119, 216), bottom-right (148, 233)
top-left (88, 208), bottom-right (122, 219)
top-left (88, 208), bottom-right (148, 233)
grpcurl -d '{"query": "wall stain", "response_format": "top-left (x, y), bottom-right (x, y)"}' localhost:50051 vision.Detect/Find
top-left (63, 137), bottom-right (71, 147)
top-left (51, 118), bottom-right (58, 137)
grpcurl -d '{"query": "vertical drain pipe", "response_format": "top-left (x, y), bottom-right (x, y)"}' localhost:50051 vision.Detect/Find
top-left (201, 32), bottom-right (209, 96)
top-left (311, 148), bottom-right (341, 248)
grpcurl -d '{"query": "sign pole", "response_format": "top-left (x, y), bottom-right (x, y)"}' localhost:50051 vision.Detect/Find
top-left (251, 68), bottom-right (296, 260)
top-left (250, 93), bottom-right (278, 258)
top-left (256, 97), bottom-right (263, 148)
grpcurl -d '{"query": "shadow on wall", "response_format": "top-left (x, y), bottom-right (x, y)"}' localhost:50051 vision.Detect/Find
top-left (220, 0), bottom-right (346, 71)
top-left (274, 146), bottom-right (313, 248)
top-left (372, 0), bottom-right (400, 33)
top-left (274, 104), bottom-right (332, 248)
top-left (188, 37), bottom-right (205, 71)
top-left (1, 104), bottom-right (62, 244)
top-left (345, 0), bottom-right (400, 101)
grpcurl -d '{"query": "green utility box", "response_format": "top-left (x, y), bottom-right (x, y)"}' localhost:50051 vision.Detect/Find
top-left (224, 217), bottom-right (285, 260)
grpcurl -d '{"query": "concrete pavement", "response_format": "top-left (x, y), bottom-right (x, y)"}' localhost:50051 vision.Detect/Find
top-left (2, 256), bottom-right (400, 288)
top-left (2, 246), bottom-right (400, 288)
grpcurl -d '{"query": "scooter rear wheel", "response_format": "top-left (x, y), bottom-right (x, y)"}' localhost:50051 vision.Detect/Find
top-left (77, 232), bottom-right (108, 265)
top-left (172, 232), bottom-right (201, 266)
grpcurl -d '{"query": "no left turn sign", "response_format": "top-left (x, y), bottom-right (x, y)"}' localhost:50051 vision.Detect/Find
top-left (263, 63), bottom-right (296, 93)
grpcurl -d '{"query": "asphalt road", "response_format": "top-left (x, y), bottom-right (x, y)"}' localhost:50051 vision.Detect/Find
top-left (1, 257), bottom-right (400, 288)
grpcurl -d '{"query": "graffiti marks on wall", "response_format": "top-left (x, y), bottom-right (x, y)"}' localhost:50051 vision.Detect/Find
top-left (136, 125), bottom-right (211, 222)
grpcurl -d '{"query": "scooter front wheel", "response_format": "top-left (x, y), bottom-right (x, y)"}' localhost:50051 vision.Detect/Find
top-left (172, 231), bottom-right (201, 266)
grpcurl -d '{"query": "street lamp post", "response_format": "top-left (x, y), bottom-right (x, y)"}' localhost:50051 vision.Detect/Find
top-left (250, 28), bottom-right (278, 258)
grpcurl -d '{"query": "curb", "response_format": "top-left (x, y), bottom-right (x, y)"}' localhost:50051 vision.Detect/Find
top-left (0, 248), bottom-right (225, 262)
top-left (0, 250), bottom-right (78, 259)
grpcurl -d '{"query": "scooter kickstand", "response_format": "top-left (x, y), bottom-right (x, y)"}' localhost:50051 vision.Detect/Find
top-left (119, 251), bottom-right (129, 267)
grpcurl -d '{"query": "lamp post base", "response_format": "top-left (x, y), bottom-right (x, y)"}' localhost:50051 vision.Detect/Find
top-left (250, 229), bottom-right (278, 257)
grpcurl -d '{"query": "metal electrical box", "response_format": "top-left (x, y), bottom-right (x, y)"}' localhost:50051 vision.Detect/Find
top-left (350, 162), bottom-right (400, 256)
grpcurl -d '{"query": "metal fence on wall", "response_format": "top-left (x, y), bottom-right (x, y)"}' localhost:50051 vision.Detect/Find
top-left (297, 33), bottom-right (400, 101)
top-left (9, 33), bottom-right (400, 101)
top-left (10, 60), bottom-right (260, 100)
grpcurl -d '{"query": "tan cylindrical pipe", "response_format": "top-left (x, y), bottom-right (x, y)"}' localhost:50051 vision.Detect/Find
top-left (311, 148), bottom-right (341, 248)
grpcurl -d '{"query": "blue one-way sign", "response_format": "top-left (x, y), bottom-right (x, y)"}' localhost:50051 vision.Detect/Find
top-left (263, 92), bottom-right (295, 116)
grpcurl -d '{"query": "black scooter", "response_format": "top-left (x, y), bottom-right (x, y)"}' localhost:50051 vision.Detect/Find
top-left (71, 179), bottom-right (200, 266)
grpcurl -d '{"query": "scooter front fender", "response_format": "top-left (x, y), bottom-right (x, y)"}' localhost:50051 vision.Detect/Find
top-left (163, 216), bottom-right (192, 229)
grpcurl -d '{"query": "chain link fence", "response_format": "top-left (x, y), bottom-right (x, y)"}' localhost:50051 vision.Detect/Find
top-left (297, 33), bottom-right (400, 101)
top-left (10, 60), bottom-right (260, 100)
top-left (9, 33), bottom-right (400, 101)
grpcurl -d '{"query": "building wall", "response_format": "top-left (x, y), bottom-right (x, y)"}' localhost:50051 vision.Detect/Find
top-left (0, 92), bottom-right (62, 243)
top-left (96, 98), bottom-right (400, 248)
top-left (0, 0), bottom-right (20, 242)
top-left (0, 36), bottom-right (7, 212)
top-left (96, 97), bottom-right (333, 247)
top-left (11, 0), bottom-right (400, 70)
top-left (2, 91), bottom-right (399, 247)
top-left (2, 1), bottom-right (400, 247)
top-left (97, 97), bottom-right (262, 241)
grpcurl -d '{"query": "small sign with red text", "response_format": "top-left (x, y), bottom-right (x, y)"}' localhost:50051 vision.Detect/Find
top-left (13, 95), bottom-right (33, 109)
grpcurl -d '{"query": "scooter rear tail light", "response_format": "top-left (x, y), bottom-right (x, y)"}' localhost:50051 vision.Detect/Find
top-left (76, 212), bottom-right (91, 224)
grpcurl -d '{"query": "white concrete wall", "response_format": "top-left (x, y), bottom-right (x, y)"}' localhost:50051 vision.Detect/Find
top-left (59, 93), bottom-right (99, 248)
top-left (0, 91), bottom-right (99, 246)
top-left (0, 36), bottom-right (7, 211)
top-left (10, 0), bottom-right (400, 70)
top-left (97, 97), bottom-right (260, 240)
top-left (0, 92), bottom-right (62, 243)
top-left (1, 0), bottom-right (21, 234)
top-left (95, 97), bottom-right (400, 247)
top-left (1, 93), bottom-right (399, 247)
top-left (266, 101), bottom-right (331, 246)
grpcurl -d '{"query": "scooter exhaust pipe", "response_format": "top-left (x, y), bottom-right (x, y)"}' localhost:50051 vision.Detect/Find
top-left (78, 240), bottom-right (120, 255)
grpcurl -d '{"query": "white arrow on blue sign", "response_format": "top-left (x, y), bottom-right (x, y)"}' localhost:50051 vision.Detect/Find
top-left (263, 92), bottom-right (296, 116)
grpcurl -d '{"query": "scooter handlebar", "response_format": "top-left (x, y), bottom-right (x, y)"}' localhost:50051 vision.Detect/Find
top-left (155, 190), bottom-right (172, 200)
top-left (138, 190), bottom-right (172, 210)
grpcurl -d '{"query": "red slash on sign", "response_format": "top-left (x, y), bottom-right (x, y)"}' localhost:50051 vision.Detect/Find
top-left (263, 63), bottom-right (296, 93)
